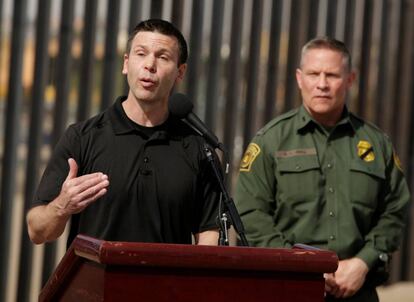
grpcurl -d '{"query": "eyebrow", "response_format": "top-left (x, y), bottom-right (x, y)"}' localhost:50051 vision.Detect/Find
top-left (132, 45), bottom-right (174, 55)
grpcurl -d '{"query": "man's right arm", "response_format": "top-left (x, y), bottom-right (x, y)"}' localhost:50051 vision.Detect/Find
top-left (27, 158), bottom-right (109, 244)
top-left (27, 202), bottom-right (71, 244)
top-left (234, 137), bottom-right (291, 248)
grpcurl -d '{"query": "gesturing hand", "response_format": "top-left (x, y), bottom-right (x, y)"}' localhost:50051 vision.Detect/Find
top-left (54, 158), bottom-right (109, 216)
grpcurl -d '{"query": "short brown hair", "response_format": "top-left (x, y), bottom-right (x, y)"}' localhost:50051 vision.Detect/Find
top-left (126, 19), bottom-right (188, 66)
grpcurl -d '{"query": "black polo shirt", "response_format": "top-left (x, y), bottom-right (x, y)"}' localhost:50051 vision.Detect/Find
top-left (33, 97), bottom-right (221, 246)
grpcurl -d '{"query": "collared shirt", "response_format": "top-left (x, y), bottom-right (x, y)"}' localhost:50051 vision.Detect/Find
top-left (235, 105), bottom-right (410, 269)
top-left (33, 97), bottom-right (220, 247)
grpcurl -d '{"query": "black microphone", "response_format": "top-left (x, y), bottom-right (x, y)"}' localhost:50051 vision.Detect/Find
top-left (169, 93), bottom-right (222, 149)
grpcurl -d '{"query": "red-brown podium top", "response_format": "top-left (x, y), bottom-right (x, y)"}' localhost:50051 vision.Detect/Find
top-left (72, 234), bottom-right (338, 272)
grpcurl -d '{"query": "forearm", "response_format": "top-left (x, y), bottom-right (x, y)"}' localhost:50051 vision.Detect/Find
top-left (26, 201), bottom-right (70, 244)
top-left (235, 180), bottom-right (291, 247)
top-left (195, 229), bottom-right (219, 245)
top-left (358, 185), bottom-right (410, 268)
top-left (242, 210), bottom-right (292, 247)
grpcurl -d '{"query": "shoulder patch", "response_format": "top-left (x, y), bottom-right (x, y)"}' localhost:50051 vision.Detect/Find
top-left (357, 140), bottom-right (375, 162)
top-left (393, 150), bottom-right (403, 172)
top-left (240, 143), bottom-right (261, 172)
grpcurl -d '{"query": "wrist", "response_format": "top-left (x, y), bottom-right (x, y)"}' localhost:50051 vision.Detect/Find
top-left (356, 246), bottom-right (380, 270)
top-left (49, 199), bottom-right (71, 219)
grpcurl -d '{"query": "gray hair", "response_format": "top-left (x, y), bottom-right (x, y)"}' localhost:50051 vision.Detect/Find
top-left (300, 37), bottom-right (352, 72)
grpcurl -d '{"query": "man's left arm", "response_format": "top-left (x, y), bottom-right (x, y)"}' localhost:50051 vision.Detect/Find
top-left (327, 144), bottom-right (411, 298)
top-left (356, 146), bottom-right (410, 270)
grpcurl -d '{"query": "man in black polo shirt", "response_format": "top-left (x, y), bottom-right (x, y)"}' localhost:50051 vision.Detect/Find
top-left (27, 19), bottom-right (220, 247)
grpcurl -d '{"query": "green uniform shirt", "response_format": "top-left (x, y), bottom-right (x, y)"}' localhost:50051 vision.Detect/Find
top-left (235, 106), bottom-right (410, 270)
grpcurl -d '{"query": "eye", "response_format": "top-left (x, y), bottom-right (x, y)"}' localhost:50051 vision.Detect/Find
top-left (133, 48), bottom-right (146, 56)
top-left (159, 55), bottom-right (169, 61)
top-left (327, 73), bottom-right (341, 79)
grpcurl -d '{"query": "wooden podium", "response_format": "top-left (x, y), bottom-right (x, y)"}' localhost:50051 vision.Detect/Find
top-left (40, 235), bottom-right (337, 302)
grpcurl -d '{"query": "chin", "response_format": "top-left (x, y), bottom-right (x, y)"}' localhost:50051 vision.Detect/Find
top-left (134, 90), bottom-right (157, 101)
top-left (310, 106), bottom-right (333, 115)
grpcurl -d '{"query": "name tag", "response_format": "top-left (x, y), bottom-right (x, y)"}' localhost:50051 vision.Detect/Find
top-left (276, 148), bottom-right (317, 158)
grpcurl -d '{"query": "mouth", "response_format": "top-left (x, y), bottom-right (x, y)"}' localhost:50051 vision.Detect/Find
top-left (314, 95), bottom-right (331, 100)
top-left (139, 77), bottom-right (157, 89)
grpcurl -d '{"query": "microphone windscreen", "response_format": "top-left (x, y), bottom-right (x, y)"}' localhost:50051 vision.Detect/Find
top-left (169, 93), bottom-right (193, 118)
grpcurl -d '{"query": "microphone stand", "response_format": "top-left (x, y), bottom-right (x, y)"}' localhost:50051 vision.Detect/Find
top-left (203, 144), bottom-right (249, 247)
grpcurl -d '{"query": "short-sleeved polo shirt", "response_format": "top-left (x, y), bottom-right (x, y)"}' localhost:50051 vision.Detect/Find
top-left (33, 96), bottom-right (221, 246)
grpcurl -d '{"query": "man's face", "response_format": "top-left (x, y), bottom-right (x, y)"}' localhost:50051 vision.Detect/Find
top-left (122, 31), bottom-right (186, 104)
top-left (296, 48), bottom-right (355, 126)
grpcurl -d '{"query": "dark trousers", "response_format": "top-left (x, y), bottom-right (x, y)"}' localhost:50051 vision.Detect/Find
top-left (325, 287), bottom-right (378, 302)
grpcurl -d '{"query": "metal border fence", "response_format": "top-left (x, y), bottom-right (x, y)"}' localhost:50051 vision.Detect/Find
top-left (0, 0), bottom-right (413, 301)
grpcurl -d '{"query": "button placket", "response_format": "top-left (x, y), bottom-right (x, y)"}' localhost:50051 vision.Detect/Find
top-left (324, 141), bottom-right (337, 250)
top-left (140, 150), bottom-right (151, 175)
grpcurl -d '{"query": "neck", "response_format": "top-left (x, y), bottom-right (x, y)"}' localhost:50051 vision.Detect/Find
top-left (305, 107), bottom-right (345, 128)
top-left (313, 114), bottom-right (340, 127)
top-left (123, 93), bottom-right (169, 127)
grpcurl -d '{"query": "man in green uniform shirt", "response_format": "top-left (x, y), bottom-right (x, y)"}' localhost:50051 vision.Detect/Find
top-left (235, 37), bottom-right (410, 301)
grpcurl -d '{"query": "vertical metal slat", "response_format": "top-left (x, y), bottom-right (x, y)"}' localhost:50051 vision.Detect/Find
top-left (186, 0), bottom-right (204, 109)
top-left (43, 0), bottom-right (75, 289)
top-left (204, 0), bottom-right (225, 130)
top-left (171, 0), bottom-right (184, 30)
top-left (356, 0), bottom-right (374, 117)
top-left (326, 0), bottom-right (338, 37)
top-left (17, 1), bottom-right (52, 300)
top-left (343, 0), bottom-right (356, 53)
top-left (76, 0), bottom-right (99, 122)
top-left (263, 0), bottom-right (283, 123)
top-left (51, 0), bottom-right (76, 147)
top-left (284, 0), bottom-right (311, 111)
top-left (242, 0), bottom-right (264, 151)
top-left (0, 0), bottom-right (4, 76)
top-left (307, 0), bottom-right (320, 39)
top-left (374, 0), bottom-right (390, 126)
top-left (0, 0), bottom-right (28, 300)
top-left (150, 0), bottom-right (163, 19)
top-left (223, 0), bottom-right (244, 185)
top-left (100, 0), bottom-right (121, 110)
top-left (123, 0), bottom-right (143, 95)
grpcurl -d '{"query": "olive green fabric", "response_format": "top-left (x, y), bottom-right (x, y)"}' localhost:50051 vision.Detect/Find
top-left (235, 106), bottom-right (410, 271)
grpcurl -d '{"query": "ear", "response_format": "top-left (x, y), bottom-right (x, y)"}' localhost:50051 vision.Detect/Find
top-left (347, 70), bottom-right (356, 88)
top-left (122, 53), bottom-right (129, 75)
top-left (296, 68), bottom-right (303, 89)
top-left (175, 63), bottom-right (187, 84)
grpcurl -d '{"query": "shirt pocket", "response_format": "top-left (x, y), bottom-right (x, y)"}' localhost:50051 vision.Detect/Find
top-left (349, 160), bottom-right (385, 211)
top-left (276, 156), bottom-right (321, 207)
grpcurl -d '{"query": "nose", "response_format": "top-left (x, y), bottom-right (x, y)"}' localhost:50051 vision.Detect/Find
top-left (317, 74), bottom-right (328, 90)
top-left (144, 55), bottom-right (156, 73)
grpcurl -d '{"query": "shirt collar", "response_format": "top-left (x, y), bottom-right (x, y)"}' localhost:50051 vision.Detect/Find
top-left (297, 105), bottom-right (356, 134)
top-left (109, 96), bottom-right (136, 135)
top-left (108, 96), bottom-right (179, 141)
